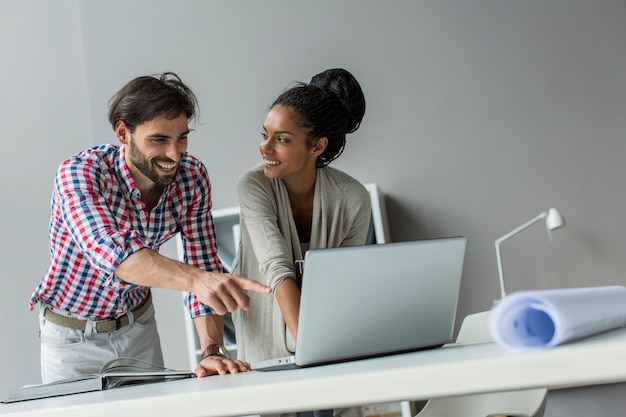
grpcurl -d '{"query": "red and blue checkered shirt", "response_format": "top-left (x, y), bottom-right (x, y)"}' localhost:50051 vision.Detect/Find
top-left (29, 144), bottom-right (222, 319)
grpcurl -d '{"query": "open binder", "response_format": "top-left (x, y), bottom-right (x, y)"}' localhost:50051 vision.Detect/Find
top-left (2, 357), bottom-right (195, 403)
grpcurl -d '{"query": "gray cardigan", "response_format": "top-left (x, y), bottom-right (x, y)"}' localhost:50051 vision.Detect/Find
top-left (231, 164), bottom-right (372, 362)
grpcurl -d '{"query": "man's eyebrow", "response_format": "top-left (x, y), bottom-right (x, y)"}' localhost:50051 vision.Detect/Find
top-left (147, 129), bottom-right (190, 139)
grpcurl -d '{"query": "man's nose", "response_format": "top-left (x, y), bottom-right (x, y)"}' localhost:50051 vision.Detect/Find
top-left (167, 141), bottom-right (185, 161)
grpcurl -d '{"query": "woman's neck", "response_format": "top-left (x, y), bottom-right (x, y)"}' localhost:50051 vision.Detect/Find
top-left (285, 169), bottom-right (317, 243)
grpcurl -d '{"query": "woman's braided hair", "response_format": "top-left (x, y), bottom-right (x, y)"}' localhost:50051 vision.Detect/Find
top-left (272, 68), bottom-right (366, 167)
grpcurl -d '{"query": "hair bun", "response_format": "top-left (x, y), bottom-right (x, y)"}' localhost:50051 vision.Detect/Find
top-left (309, 68), bottom-right (366, 133)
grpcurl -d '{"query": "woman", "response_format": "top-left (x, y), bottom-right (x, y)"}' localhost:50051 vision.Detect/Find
top-left (232, 68), bottom-right (371, 367)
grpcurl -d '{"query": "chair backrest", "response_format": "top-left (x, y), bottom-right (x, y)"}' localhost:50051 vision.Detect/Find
top-left (414, 311), bottom-right (548, 417)
top-left (455, 310), bottom-right (492, 344)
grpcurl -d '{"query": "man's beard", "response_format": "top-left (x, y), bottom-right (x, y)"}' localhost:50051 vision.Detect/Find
top-left (128, 136), bottom-right (179, 186)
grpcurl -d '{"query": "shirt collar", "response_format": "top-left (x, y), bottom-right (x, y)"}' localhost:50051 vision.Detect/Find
top-left (116, 145), bottom-right (141, 198)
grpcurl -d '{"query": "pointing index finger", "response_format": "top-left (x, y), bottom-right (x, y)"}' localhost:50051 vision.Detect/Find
top-left (236, 275), bottom-right (272, 294)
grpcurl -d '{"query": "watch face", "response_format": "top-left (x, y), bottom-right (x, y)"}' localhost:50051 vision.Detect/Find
top-left (219, 345), bottom-right (232, 359)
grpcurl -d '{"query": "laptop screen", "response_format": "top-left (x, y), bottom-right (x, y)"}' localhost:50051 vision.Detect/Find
top-left (295, 237), bottom-right (467, 366)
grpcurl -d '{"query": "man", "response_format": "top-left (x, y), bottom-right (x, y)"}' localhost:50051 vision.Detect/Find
top-left (29, 72), bottom-right (270, 383)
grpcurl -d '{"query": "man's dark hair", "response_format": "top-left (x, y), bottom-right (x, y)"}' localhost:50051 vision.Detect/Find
top-left (108, 72), bottom-right (199, 132)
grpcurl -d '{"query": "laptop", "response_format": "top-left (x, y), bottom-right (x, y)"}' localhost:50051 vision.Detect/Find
top-left (251, 237), bottom-right (467, 371)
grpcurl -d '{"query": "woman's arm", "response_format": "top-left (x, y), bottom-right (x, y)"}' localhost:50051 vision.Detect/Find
top-left (275, 278), bottom-right (301, 341)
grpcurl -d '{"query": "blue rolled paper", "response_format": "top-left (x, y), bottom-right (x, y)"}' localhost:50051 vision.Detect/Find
top-left (489, 286), bottom-right (626, 350)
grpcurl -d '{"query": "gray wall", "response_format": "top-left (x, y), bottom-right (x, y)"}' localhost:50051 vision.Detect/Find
top-left (2, 0), bottom-right (626, 414)
top-left (1, 0), bottom-right (92, 394)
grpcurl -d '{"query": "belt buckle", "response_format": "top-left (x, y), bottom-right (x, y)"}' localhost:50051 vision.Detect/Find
top-left (115, 317), bottom-right (123, 330)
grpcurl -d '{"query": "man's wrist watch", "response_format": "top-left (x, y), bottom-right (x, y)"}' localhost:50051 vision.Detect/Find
top-left (201, 344), bottom-right (231, 360)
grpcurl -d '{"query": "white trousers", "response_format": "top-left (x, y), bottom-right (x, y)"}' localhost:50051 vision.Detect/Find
top-left (39, 303), bottom-right (164, 383)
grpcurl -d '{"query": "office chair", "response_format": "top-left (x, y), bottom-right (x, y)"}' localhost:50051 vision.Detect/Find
top-left (413, 311), bottom-right (548, 417)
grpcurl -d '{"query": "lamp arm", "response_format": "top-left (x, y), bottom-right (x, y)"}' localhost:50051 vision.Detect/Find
top-left (495, 242), bottom-right (507, 300)
top-left (494, 211), bottom-right (547, 300)
top-left (494, 212), bottom-right (547, 246)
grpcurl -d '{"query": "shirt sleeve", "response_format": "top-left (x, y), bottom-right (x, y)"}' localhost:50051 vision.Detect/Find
top-left (237, 170), bottom-right (296, 292)
top-left (54, 155), bottom-right (148, 290)
top-left (179, 161), bottom-right (223, 318)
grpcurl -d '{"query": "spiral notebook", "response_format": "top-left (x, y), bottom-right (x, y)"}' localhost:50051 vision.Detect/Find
top-left (251, 237), bottom-right (467, 371)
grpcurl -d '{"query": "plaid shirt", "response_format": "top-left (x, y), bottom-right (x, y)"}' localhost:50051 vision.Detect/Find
top-left (30, 144), bottom-right (221, 319)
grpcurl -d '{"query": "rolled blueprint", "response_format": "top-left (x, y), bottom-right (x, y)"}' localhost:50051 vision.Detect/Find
top-left (489, 286), bottom-right (626, 350)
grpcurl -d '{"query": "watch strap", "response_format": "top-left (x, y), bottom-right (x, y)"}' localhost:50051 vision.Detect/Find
top-left (201, 344), bottom-right (230, 360)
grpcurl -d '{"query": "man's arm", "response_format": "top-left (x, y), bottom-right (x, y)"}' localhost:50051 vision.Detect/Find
top-left (115, 248), bottom-right (268, 377)
top-left (114, 248), bottom-right (271, 315)
top-left (192, 315), bottom-right (250, 377)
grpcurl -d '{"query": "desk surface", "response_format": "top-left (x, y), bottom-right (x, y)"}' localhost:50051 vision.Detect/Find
top-left (3, 327), bottom-right (626, 417)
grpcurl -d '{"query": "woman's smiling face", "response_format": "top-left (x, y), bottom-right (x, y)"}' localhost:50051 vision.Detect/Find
top-left (259, 105), bottom-right (322, 182)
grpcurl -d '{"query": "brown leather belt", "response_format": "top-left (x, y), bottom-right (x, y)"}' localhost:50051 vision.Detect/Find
top-left (43, 292), bottom-right (152, 333)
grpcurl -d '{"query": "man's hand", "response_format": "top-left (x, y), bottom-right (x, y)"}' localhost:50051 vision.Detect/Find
top-left (194, 355), bottom-right (251, 378)
top-left (115, 249), bottom-right (271, 315)
top-left (194, 272), bottom-right (271, 315)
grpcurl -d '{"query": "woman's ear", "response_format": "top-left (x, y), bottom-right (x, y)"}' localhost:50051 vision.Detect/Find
top-left (312, 137), bottom-right (328, 156)
top-left (114, 120), bottom-right (130, 144)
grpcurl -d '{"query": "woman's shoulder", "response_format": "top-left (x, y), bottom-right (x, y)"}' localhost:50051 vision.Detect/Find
top-left (238, 164), bottom-right (270, 187)
top-left (236, 164), bottom-right (284, 203)
top-left (319, 166), bottom-right (368, 195)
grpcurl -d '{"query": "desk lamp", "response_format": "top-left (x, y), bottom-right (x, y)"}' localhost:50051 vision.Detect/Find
top-left (495, 208), bottom-right (566, 301)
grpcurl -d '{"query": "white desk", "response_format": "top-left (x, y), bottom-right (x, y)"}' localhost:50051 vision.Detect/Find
top-left (3, 327), bottom-right (626, 417)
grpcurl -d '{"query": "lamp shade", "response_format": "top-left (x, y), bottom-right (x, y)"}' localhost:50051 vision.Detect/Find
top-left (546, 208), bottom-right (565, 232)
